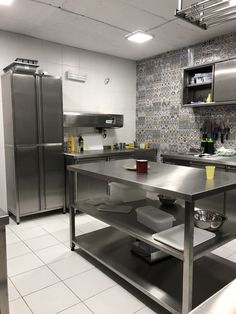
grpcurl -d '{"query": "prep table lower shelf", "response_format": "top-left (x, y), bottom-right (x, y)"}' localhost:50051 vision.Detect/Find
top-left (73, 226), bottom-right (236, 314)
top-left (76, 199), bottom-right (236, 261)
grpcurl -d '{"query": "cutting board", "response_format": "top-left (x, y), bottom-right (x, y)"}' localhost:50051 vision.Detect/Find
top-left (153, 224), bottom-right (215, 251)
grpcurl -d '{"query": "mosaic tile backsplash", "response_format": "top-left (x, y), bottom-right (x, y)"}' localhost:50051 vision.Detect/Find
top-left (136, 32), bottom-right (236, 156)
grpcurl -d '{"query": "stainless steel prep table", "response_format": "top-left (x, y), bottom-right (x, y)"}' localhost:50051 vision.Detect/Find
top-left (0, 209), bottom-right (9, 314)
top-left (161, 152), bottom-right (236, 168)
top-left (65, 149), bottom-right (157, 208)
top-left (68, 159), bottom-right (236, 314)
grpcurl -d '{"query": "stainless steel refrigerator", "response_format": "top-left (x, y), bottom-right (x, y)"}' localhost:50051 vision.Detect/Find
top-left (1, 71), bottom-right (65, 223)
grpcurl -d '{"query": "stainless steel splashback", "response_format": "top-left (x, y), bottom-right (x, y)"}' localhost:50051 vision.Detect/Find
top-left (63, 112), bottom-right (123, 128)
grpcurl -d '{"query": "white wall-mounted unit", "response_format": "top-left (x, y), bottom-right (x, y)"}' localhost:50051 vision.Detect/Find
top-left (65, 71), bottom-right (87, 83)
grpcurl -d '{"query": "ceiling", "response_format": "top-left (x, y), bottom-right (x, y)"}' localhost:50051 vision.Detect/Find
top-left (0, 0), bottom-right (236, 60)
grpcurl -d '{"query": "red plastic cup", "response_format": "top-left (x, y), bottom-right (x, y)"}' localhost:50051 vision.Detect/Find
top-left (136, 160), bottom-right (148, 173)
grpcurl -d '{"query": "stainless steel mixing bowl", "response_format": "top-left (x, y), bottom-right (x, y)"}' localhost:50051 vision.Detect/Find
top-left (194, 210), bottom-right (227, 231)
top-left (158, 194), bottom-right (176, 206)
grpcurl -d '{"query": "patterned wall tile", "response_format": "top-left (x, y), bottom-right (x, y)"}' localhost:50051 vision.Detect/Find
top-left (136, 32), bottom-right (236, 155)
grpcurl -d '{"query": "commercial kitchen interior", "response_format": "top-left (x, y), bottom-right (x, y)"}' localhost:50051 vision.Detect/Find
top-left (1, 0), bottom-right (236, 314)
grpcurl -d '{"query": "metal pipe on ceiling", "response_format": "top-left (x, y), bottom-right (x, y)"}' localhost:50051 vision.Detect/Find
top-left (202, 7), bottom-right (236, 22)
top-left (208, 13), bottom-right (236, 25)
top-left (200, 4), bottom-right (236, 20)
top-left (175, 0), bottom-right (236, 29)
top-left (178, 0), bottom-right (221, 14)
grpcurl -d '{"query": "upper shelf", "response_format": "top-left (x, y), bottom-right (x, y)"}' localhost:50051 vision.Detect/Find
top-left (183, 101), bottom-right (236, 108)
top-left (186, 82), bottom-right (212, 88)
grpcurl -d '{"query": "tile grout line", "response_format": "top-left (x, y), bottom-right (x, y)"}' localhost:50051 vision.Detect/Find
top-left (81, 283), bottom-right (118, 302)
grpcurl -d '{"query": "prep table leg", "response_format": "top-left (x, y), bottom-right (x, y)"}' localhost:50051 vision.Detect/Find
top-left (69, 170), bottom-right (76, 251)
top-left (223, 192), bottom-right (227, 216)
top-left (182, 201), bottom-right (194, 314)
top-left (0, 226), bottom-right (9, 314)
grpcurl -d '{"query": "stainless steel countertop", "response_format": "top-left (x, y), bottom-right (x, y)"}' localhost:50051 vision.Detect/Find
top-left (64, 148), bottom-right (155, 159)
top-left (0, 209), bottom-right (9, 227)
top-left (162, 153), bottom-right (236, 168)
top-left (67, 159), bottom-right (236, 201)
top-left (190, 279), bottom-right (236, 314)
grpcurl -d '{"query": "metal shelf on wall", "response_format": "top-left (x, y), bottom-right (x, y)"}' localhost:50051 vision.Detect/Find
top-left (186, 82), bottom-right (212, 88)
top-left (183, 101), bottom-right (236, 108)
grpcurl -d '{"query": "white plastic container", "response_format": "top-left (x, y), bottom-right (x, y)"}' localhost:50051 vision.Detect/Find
top-left (109, 182), bottom-right (146, 202)
top-left (136, 206), bottom-right (175, 232)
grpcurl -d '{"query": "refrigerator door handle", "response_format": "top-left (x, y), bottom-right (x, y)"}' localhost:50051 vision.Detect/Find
top-left (38, 143), bottom-right (63, 147)
top-left (16, 145), bottom-right (38, 150)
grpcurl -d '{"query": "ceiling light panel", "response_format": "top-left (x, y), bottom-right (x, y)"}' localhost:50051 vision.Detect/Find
top-left (0, 0), bottom-right (14, 5)
top-left (126, 31), bottom-right (153, 43)
top-left (175, 0), bottom-right (236, 29)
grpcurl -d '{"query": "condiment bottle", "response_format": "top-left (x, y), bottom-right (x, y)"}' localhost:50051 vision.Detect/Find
top-left (78, 135), bottom-right (84, 153)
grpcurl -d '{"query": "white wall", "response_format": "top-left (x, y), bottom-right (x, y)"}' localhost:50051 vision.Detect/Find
top-left (0, 30), bottom-right (136, 211)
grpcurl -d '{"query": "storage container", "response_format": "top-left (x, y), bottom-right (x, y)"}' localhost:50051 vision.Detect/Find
top-left (136, 206), bottom-right (175, 232)
top-left (109, 182), bottom-right (146, 202)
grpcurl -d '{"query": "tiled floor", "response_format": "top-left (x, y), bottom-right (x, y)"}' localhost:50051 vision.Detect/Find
top-left (5, 211), bottom-right (236, 314)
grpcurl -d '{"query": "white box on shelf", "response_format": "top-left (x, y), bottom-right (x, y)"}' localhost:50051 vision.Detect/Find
top-left (136, 206), bottom-right (175, 232)
top-left (109, 182), bottom-right (146, 202)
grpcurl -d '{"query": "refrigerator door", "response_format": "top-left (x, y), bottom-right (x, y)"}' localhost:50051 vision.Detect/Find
top-left (12, 74), bottom-right (38, 145)
top-left (41, 144), bottom-right (65, 210)
top-left (39, 76), bottom-right (63, 144)
top-left (15, 146), bottom-right (41, 215)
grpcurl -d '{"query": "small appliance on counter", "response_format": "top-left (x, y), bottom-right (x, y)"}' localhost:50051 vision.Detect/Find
top-left (200, 118), bottom-right (231, 155)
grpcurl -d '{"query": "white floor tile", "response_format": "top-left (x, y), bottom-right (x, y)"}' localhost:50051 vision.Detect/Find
top-left (135, 307), bottom-right (157, 314)
top-left (48, 255), bottom-right (93, 280)
top-left (8, 279), bottom-right (20, 301)
top-left (24, 234), bottom-right (60, 251)
top-left (76, 222), bottom-right (107, 234)
top-left (59, 303), bottom-right (92, 314)
top-left (85, 285), bottom-right (144, 314)
top-left (35, 213), bottom-right (64, 227)
top-left (75, 214), bottom-right (94, 225)
top-left (51, 227), bottom-right (82, 244)
top-left (24, 282), bottom-right (79, 314)
top-left (64, 268), bottom-right (116, 300)
top-left (212, 246), bottom-right (235, 258)
top-left (11, 265), bottom-right (60, 296)
top-left (226, 252), bottom-right (236, 263)
top-left (9, 221), bottom-right (38, 232)
top-left (50, 228), bottom-right (70, 243)
top-left (7, 241), bottom-right (31, 259)
top-left (8, 253), bottom-right (44, 277)
top-left (9, 298), bottom-right (32, 314)
top-left (223, 239), bottom-right (236, 251)
top-left (41, 221), bottom-right (68, 233)
top-left (13, 226), bottom-right (48, 241)
top-left (35, 244), bottom-right (74, 264)
top-left (6, 231), bottom-right (21, 245)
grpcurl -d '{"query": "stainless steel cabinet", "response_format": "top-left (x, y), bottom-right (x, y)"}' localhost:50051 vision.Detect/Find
top-left (1, 70), bottom-right (64, 223)
top-left (43, 145), bottom-right (65, 210)
top-left (15, 146), bottom-right (41, 215)
top-left (40, 76), bottom-right (63, 144)
top-left (12, 74), bottom-right (38, 145)
top-left (214, 59), bottom-right (236, 102)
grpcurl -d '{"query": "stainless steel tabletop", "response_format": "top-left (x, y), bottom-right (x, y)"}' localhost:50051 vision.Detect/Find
top-left (67, 159), bottom-right (236, 201)
top-left (64, 148), bottom-right (155, 159)
top-left (162, 153), bottom-right (236, 168)
top-left (189, 279), bottom-right (236, 314)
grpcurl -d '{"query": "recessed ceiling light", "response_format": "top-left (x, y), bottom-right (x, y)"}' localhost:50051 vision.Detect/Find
top-left (0, 0), bottom-right (14, 5)
top-left (126, 31), bottom-right (153, 44)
